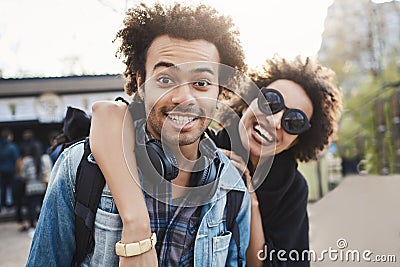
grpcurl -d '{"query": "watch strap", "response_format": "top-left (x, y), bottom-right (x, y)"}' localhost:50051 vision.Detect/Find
top-left (115, 232), bottom-right (157, 257)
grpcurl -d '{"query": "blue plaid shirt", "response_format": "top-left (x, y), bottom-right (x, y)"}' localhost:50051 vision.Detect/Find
top-left (144, 193), bottom-right (201, 267)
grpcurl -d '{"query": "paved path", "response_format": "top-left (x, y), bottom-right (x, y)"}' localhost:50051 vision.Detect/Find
top-left (0, 222), bottom-right (32, 267)
top-left (309, 174), bottom-right (400, 266)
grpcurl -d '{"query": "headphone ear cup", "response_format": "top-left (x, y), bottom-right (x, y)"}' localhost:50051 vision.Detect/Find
top-left (189, 156), bottom-right (221, 185)
top-left (145, 140), bottom-right (179, 181)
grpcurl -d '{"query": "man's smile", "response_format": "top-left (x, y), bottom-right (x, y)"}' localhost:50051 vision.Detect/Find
top-left (167, 113), bottom-right (197, 124)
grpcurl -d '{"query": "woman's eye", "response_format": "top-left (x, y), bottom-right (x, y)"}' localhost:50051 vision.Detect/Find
top-left (157, 76), bottom-right (174, 85)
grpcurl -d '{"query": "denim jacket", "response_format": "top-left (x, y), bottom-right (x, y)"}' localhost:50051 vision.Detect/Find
top-left (26, 139), bottom-right (250, 266)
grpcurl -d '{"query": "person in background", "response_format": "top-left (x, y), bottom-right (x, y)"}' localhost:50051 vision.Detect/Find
top-left (20, 141), bottom-right (52, 237)
top-left (19, 130), bottom-right (43, 175)
top-left (46, 130), bottom-right (61, 165)
top-left (0, 128), bottom-right (19, 212)
top-left (14, 145), bottom-right (29, 232)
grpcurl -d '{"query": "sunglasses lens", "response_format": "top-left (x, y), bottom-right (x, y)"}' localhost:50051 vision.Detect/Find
top-left (283, 110), bottom-right (308, 134)
top-left (263, 91), bottom-right (283, 113)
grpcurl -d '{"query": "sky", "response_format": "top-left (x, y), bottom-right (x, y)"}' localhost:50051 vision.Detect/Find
top-left (0, 0), bottom-right (392, 78)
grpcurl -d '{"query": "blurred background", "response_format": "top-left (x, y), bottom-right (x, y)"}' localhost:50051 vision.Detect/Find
top-left (0, 0), bottom-right (399, 266)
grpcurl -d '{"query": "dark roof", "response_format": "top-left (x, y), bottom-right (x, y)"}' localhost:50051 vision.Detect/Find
top-left (0, 74), bottom-right (125, 97)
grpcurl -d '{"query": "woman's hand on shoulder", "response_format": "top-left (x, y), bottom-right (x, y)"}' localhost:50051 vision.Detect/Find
top-left (219, 148), bottom-right (259, 205)
top-left (219, 149), bottom-right (252, 188)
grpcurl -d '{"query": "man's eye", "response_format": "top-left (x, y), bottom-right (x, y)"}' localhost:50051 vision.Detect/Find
top-left (193, 80), bottom-right (211, 87)
top-left (157, 77), bottom-right (174, 85)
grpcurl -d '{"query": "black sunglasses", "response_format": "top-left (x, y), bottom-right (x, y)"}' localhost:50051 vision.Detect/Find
top-left (257, 87), bottom-right (311, 135)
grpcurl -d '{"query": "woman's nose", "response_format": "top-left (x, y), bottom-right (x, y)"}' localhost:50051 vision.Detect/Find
top-left (267, 110), bottom-right (283, 130)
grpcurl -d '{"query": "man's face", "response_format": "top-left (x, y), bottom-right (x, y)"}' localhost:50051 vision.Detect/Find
top-left (139, 35), bottom-right (220, 147)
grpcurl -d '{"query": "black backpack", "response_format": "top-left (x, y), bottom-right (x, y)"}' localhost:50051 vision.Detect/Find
top-left (57, 104), bottom-right (244, 267)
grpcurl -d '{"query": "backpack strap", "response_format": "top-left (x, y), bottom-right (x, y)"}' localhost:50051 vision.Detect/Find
top-left (226, 189), bottom-right (245, 267)
top-left (72, 138), bottom-right (106, 266)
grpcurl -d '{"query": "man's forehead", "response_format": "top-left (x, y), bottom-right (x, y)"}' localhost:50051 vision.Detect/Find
top-left (152, 61), bottom-right (219, 75)
top-left (145, 35), bottom-right (220, 73)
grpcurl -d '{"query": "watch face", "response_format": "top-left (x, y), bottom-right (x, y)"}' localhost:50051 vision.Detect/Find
top-left (115, 242), bottom-right (126, 257)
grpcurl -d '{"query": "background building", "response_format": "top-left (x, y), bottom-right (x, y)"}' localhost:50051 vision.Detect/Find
top-left (0, 74), bottom-right (126, 147)
top-left (318, 0), bottom-right (400, 92)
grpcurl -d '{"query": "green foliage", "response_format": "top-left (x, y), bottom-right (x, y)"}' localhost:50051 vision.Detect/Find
top-left (334, 63), bottom-right (399, 174)
top-left (337, 73), bottom-right (377, 164)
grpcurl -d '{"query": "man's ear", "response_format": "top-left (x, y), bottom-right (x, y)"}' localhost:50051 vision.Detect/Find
top-left (136, 73), bottom-right (144, 99)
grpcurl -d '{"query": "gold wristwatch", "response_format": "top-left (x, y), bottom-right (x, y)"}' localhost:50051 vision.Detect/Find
top-left (115, 232), bottom-right (157, 257)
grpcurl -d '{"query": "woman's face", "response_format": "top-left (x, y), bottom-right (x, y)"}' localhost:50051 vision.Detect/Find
top-left (239, 79), bottom-right (313, 161)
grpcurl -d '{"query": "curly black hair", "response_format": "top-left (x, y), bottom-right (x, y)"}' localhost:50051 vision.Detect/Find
top-left (226, 56), bottom-right (343, 162)
top-left (114, 3), bottom-right (246, 96)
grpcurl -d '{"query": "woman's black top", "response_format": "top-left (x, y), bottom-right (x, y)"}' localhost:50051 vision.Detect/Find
top-left (207, 124), bottom-right (310, 267)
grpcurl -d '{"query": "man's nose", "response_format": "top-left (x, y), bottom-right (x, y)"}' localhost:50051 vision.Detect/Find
top-left (171, 83), bottom-right (196, 105)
